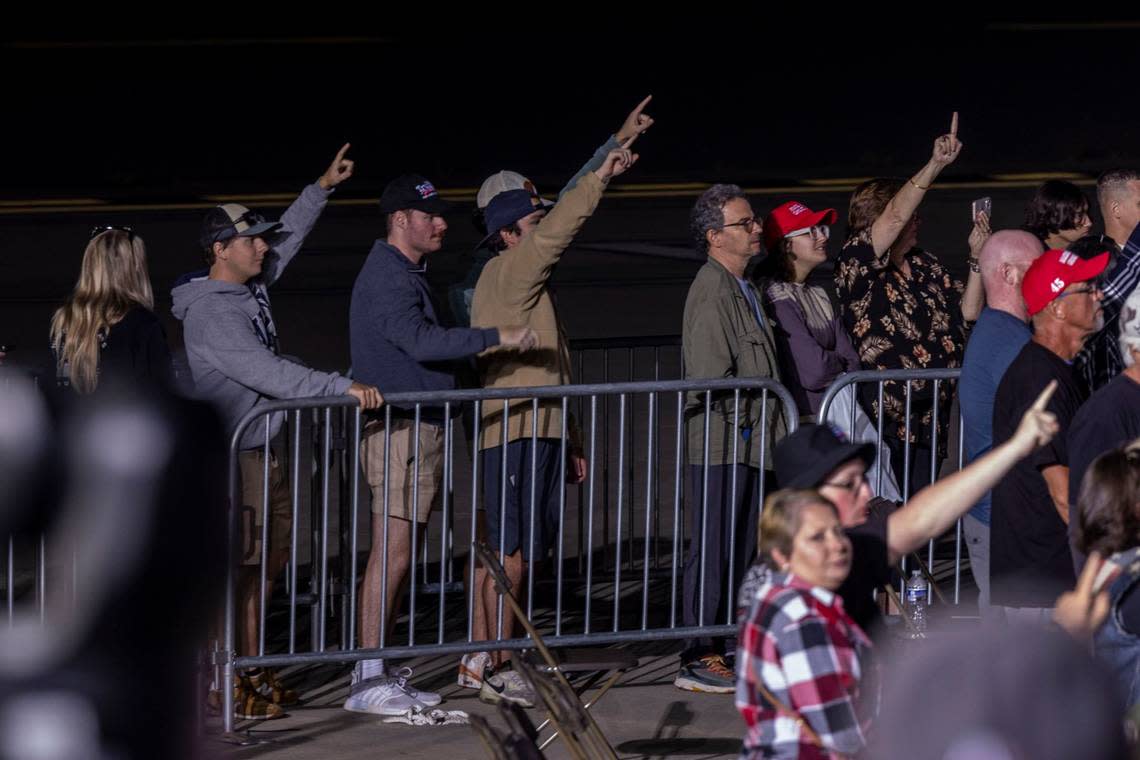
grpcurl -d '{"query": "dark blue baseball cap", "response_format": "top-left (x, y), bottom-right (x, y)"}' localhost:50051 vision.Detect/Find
top-left (479, 189), bottom-right (554, 247)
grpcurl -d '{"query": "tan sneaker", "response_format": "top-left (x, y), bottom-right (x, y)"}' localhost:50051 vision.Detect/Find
top-left (233, 675), bottom-right (285, 720)
top-left (248, 668), bottom-right (300, 706)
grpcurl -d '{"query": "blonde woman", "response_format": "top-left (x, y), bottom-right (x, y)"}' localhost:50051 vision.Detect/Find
top-left (736, 489), bottom-right (870, 759)
top-left (51, 227), bottom-right (171, 392)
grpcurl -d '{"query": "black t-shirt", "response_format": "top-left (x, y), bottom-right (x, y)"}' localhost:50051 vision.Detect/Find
top-left (101, 306), bottom-right (173, 387)
top-left (991, 341), bottom-right (1085, 607)
top-left (1066, 374), bottom-right (1140, 573)
top-left (839, 496), bottom-right (895, 635)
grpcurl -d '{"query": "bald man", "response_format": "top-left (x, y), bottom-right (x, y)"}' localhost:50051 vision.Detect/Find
top-left (958, 230), bottom-right (1045, 612)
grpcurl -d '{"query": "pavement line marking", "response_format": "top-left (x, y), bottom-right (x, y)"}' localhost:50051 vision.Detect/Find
top-left (0, 198), bottom-right (106, 207)
top-left (5, 36), bottom-right (393, 49)
top-left (990, 172), bottom-right (1090, 181)
top-left (0, 177), bottom-right (1099, 215)
top-left (801, 177), bottom-right (875, 186)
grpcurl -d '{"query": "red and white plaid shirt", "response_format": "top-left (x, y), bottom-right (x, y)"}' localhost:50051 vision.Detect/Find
top-left (736, 571), bottom-right (873, 759)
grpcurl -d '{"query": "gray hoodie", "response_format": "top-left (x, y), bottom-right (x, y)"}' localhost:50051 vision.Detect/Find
top-left (172, 183), bottom-right (352, 450)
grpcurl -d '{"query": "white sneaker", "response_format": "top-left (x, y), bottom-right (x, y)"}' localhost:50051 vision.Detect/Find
top-left (344, 676), bottom-right (426, 716)
top-left (458, 652), bottom-right (491, 689)
top-left (390, 666), bottom-right (442, 707)
top-left (478, 667), bottom-right (536, 708)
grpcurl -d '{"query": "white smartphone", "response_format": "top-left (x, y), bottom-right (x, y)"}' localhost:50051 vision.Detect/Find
top-left (972, 197), bottom-right (992, 222)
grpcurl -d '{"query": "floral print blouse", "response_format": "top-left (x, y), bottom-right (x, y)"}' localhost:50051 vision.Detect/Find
top-left (834, 237), bottom-right (969, 452)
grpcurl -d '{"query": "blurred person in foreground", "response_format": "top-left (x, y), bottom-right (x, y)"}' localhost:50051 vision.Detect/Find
top-left (1075, 438), bottom-right (1140, 707)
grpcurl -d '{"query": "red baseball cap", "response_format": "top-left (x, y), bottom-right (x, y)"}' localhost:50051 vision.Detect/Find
top-left (1022, 248), bottom-right (1110, 316)
top-left (763, 201), bottom-right (838, 250)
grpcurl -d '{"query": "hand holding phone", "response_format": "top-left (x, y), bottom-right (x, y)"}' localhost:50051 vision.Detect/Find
top-left (972, 197), bottom-right (992, 222)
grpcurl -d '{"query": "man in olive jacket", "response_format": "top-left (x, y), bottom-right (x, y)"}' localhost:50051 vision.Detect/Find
top-left (676, 183), bottom-right (788, 693)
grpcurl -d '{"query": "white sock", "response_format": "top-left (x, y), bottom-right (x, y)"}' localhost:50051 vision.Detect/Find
top-left (360, 658), bottom-right (386, 680)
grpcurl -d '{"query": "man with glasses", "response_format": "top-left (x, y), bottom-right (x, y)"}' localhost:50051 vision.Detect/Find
top-left (991, 242), bottom-right (1111, 622)
top-left (676, 184), bottom-right (788, 693)
top-left (173, 145), bottom-right (383, 720)
top-left (958, 230), bottom-right (1045, 615)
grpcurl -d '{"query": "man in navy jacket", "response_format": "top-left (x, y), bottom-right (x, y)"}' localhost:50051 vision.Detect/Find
top-left (346, 174), bottom-right (534, 715)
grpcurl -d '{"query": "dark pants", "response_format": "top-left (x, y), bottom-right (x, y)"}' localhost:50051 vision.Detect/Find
top-left (885, 439), bottom-right (936, 500)
top-left (682, 463), bottom-right (763, 658)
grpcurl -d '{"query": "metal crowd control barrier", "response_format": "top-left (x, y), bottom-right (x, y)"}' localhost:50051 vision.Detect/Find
top-left (816, 368), bottom-right (966, 603)
top-left (220, 377), bottom-right (796, 732)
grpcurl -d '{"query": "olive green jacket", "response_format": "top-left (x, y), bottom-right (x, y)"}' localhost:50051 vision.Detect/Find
top-left (682, 257), bottom-right (788, 468)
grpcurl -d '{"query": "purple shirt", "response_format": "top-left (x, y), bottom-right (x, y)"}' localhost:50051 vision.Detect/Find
top-left (764, 281), bottom-right (861, 416)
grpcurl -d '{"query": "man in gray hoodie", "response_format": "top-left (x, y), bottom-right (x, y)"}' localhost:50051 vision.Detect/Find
top-left (172, 145), bottom-right (381, 720)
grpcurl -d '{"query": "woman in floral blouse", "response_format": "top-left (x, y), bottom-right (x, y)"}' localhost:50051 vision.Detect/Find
top-left (834, 113), bottom-right (986, 494)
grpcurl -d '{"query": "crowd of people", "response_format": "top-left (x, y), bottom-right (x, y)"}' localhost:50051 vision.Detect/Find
top-left (33, 97), bottom-right (1140, 757)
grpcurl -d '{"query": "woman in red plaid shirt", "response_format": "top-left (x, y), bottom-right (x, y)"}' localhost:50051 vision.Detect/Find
top-left (736, 490), bottom-right (871, 759)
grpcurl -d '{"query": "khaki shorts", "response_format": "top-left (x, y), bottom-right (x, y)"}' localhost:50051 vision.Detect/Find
top-left (360, 417), bottom-right (444, 523)
top-left (238, 450), bottom-right (293, 567)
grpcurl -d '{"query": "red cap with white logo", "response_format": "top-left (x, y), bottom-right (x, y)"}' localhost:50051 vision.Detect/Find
top-left (763, 201), bottom-right (838, 250)
top-left (1021, 247), bottom-right (1110, 316)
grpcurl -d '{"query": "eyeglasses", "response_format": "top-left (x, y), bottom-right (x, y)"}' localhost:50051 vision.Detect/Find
top-left (89, 225), bottom-right (134, 241)
top-left (1056, 283), bottom-right (1102, 299)
top-left (821, 471), bottom-right (866, 493)
top-left (785, 224), bottom-right (831, 241)
top-left (722, 217), bottom-right (762, 232)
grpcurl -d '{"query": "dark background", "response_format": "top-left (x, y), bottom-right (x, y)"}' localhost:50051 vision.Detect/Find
top-left (3, 16), bottom-right (1139, 373)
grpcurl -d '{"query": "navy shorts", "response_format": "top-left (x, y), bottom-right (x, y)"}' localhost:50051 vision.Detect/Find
top-left (481, 438), bottom-right (563, 560)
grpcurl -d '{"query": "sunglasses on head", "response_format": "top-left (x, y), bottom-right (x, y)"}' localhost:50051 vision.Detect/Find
top-left (234, 210), bottom-right (267, 228)
top-left (89, 225), bottom-right (134, 241)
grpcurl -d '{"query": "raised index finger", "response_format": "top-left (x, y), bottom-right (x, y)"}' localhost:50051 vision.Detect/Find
top-left (1076, 551), bottom-right (1104, 597)
top-left (950, 111), bottom-right (958, 138)
top-left (1031, 379), bottom-right (1058, 412)
top-left (633, 94), bottom-right (652, 115)
top-left (335, 142), bottom-right (351, 162)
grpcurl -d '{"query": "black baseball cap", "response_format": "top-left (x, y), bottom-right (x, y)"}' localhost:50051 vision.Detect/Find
top-left (773, 423), bottom-right (876, 489)
top-left (199, 203), bottom-right (283, 249)
top-left (378, 174), bottom-right (453, 215)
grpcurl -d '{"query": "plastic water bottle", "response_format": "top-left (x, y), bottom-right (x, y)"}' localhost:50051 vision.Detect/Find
top-left (904, 569), bottom-right (928, 637)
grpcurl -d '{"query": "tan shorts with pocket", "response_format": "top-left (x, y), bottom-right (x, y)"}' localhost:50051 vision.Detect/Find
top-left (360, 417), bottom-right (444, 523)
top-left (238, 450), bottom-right (293, 567)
